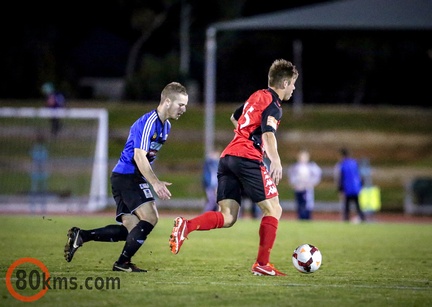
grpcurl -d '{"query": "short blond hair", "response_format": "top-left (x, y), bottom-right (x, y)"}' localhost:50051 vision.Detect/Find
top-left (161, 82), bottom-right (188, 102)
top-left (268, 59), bottom-right (298, 88)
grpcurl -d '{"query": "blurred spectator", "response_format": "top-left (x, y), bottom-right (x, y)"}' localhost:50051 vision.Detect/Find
top-left (238, 192), bottom-right (262, 219)
top-left (202, 149), bottom-right (220, 212)
top-left (359, 157), bottom-right (372, 187)
top-left (30, 133), bottom-right (49, 213)
top-left (334, 147), bottom-right (366, 223)
top-left (358, 158), bottom-right (381, 220)
top-left (287, 149), bottom-right (322, 220)
top-left (41, 82), bottom-right (66, 136)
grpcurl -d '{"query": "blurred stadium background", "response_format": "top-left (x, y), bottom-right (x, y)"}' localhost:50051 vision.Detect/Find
top-left (0, 0), bottom-right (431, 216)
top-left (1, 102), bottom-right (431, 217)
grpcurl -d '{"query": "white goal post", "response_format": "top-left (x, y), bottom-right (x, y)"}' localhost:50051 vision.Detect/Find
top-left (0, 107), bottom-right (108, 212)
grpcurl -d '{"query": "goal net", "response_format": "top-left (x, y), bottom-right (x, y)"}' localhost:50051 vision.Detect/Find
top-left (0, 107), bottom-right (108, 213)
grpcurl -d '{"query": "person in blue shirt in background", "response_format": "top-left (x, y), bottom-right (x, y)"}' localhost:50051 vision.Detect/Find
top-left (334, 147), bottom-right (366, 223)
top-left (202, 148), bottom-right (220, 212)
top-left (30, 133), bottom-right (49, 213)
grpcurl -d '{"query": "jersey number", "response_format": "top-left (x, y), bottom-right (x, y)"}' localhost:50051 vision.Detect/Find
top-left (240, 104), bottom-right (254, 129)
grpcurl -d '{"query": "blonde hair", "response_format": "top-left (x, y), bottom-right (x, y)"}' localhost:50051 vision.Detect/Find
top-left (268, 59), bottom-right (298, 88)
top-left (161, 82), bottom-right (188, 102)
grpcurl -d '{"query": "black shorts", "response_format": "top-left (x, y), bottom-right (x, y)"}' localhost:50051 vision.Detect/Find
top-left (216, 155), bottom-right (278, 204)
top-left (111, 172), bottom-right (155, 222)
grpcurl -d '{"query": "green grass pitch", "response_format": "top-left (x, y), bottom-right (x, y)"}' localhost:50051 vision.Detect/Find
top-left (1, 215), bottom-right (431, 306)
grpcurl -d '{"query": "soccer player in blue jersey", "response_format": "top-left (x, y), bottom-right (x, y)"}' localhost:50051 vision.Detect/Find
top-left (64, 82), bottom-right (188, 272)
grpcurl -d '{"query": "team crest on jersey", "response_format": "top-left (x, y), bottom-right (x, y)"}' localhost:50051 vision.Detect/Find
top-left (151, 132), bottom-right (157, 140)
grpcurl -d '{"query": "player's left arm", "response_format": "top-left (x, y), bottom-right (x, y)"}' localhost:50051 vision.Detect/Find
top-left (261, 102), bottom-right (283, 184)
top-left (262, 132), bottom-right (282, 185)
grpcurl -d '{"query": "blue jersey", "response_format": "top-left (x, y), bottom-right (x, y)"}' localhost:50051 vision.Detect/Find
top-left (112, 110), bottom-right (171, 175)
top-left (339, 158), bottom-right (362, 196)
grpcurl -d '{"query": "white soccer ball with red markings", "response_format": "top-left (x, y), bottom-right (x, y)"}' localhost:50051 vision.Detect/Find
top-left (292, 243), bottom-right (322, 273)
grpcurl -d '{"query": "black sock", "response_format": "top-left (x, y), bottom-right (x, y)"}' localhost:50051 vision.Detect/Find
top-left (117, 221), bottom-right (154, 264)
top-left (80, 225), bottom-right (128, 243)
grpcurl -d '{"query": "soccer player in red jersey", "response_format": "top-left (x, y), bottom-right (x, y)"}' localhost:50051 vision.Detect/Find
top-left (170, 59), bottom-right (298, 276)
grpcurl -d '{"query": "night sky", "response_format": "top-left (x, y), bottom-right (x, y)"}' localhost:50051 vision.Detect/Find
top-left (0, 0), bottom-right (430, 106)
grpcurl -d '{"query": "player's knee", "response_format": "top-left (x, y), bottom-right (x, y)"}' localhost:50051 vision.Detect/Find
top-left (122, 214), bottom-right (140, 231)
top-left (222, 212), bottom-right (237, 227)
top-left (134, 202), bottom-right (158, 226)
top-left (272, 204), bottom-right (283, 219)
top-left (258, 199), bottom-right (283, 219)
top-left (139, 214), bottom-right (158, 226)
top-left (135, 220), bottom-right (155, 241)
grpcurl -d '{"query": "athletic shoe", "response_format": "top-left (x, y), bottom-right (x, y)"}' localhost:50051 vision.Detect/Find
top-left (251, 262), bottom-right (287, 276)
top-left (169, 217), bottom-right (188, 254)
top-left (112, 261), bottom-right (147, 272)
top-left (64, 227), bottom-right (83, 262)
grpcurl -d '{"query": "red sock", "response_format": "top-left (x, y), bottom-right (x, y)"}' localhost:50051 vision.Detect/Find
top-left (186, 211), bottom-right (224, 235)
top-left (256, 216), bottom-right (278, 265)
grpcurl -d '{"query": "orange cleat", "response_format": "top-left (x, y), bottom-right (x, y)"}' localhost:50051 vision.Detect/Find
top-left (251, 262), bottom-right (287, 276)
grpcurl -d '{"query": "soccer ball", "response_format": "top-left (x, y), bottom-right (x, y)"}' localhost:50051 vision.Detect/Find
top-left (292, 243), bottom-right (322, 273)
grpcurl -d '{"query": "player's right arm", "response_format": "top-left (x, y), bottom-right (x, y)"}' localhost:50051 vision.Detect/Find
top-left (230, 114), bottom-right (238, 127)
top-left (230, 104), bottom-right (244, 127)
top-left (134, 148), bottom-right (172, 200)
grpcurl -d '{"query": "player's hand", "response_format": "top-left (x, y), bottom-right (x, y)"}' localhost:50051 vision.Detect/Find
top-left (153, 181), bottom-right (172, 200)
top-left (269, 163), bottom-right (283, 185)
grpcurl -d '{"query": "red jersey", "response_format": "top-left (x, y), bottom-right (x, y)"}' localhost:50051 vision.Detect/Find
top-left (221, 88), bottom-right (282, 161)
